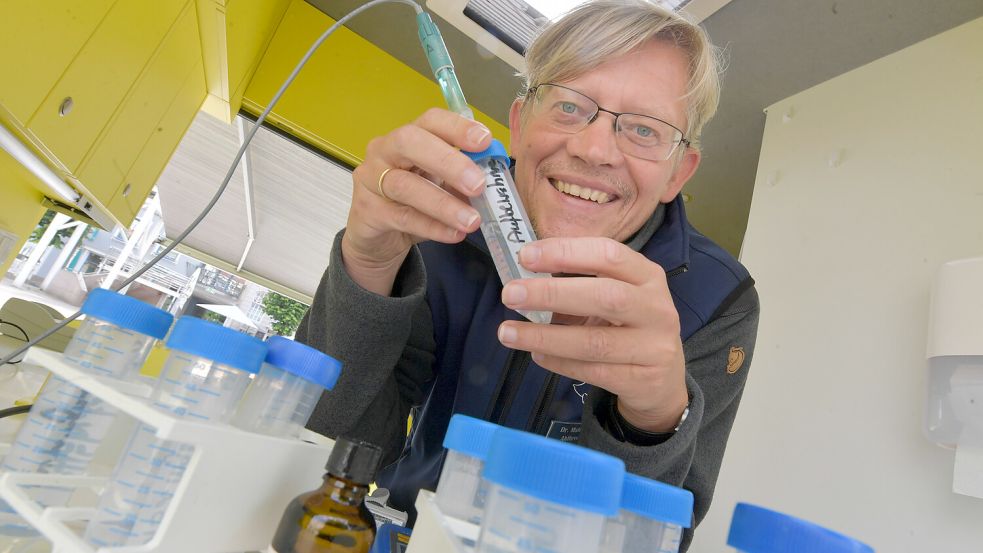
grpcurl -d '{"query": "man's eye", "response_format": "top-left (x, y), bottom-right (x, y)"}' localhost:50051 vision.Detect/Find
top-left (559, 102), bottom-right (578, 114)
top-left (634, 125), bottom-right (655, 138)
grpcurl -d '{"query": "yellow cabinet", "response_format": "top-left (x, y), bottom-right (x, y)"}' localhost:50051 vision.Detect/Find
top-left (0, 0), bottom-right (115, 127)
top-left (110, 61), bottom-right (207, 224)
top-left (0, 0), bottom-right (209, 228)
top-left (77, 4), bottom-right (206, 221)
top-left (25, 0), bottom-right (187, 174)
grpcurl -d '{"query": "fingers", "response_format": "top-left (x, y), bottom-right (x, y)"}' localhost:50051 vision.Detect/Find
top-left (497, 320), bottom-right (669, 366)
top-left (371, 109), bottom-right (492, 197)
top-left (352, 168), bottom-right (477, 242)
top-left (503, 276), bottom-right (654, 327)
top-left (518, 237), bottom-right (664, 286)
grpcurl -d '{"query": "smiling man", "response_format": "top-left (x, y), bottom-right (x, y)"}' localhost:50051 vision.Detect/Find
top-left (297, 1), bottom-right (759, 549)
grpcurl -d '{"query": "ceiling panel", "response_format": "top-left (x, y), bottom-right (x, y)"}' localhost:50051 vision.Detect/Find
top-left (157, 112), bottom-right (352, 299)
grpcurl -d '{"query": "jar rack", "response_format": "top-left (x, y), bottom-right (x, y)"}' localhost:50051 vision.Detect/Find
top-left (0, 348), bottom-right (332, 553)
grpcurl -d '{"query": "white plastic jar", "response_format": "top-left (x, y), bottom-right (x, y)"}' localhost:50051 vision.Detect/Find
top-left (0, 289), bottom-right (172, 538)
top-left (477, 427), bottom-right (625, 553)
top-left (727, 503), bottom-right (874, 553)
top-left (434, 414), bottom-right (500, 523)
top-left (84, 316), bottom-right (267, 549)
top-left (233, 336), bottom-right (341, 438)
top-left (601, 473), bottom-right (693, 553)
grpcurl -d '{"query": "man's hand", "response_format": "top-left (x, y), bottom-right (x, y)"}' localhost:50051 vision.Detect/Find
top-left (497, 237), bottom-right (688, 433)
top-left (344, 109), bottom-right (492, 296)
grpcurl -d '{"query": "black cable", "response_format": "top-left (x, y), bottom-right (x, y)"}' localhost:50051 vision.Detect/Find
top-left (0, 404), bottom-right (31, 419)
top-left (0, 318), bottom-right (30, 342)
top-left (0, 318), bottom-right (30, 365)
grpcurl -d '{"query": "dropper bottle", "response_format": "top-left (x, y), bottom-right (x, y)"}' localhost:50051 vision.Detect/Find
top-left (269, 437), bottom-right (383, 553)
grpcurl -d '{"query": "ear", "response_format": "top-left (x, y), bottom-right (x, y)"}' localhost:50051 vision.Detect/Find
top-left (660, 146), bottom-right (701, 203)
top-left (508, 98), bottom-right (525, 145)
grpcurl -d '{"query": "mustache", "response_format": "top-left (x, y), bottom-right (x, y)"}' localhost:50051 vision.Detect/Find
top-left (535, 161), bottom-right (632, 200)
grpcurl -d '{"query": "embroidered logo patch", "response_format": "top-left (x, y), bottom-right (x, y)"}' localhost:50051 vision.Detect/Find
top-left (726, 346), bottom-right (745, 374)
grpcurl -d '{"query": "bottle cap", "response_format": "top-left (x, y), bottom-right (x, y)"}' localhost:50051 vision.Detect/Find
top-left (264, 336), bottom-right (342, 390)
top-left (80, 288), bottom-right (173, 339)
top-left (483, 428), bottom-right (624, 516)
top-left (727, 503), bottom-right (874, 553)
top-left (461, 139), bottom-right (509, 165)
top-left (442, 414), bottom-right (499, 460)
top-left (326, 437), bottom-right (383, 485)
top-left (621, 473), bottom-right (694, 528)
top-left (165, 316), bottom-right (267, 374)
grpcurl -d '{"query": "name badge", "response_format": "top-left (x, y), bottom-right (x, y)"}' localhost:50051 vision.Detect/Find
top-left (546, 420), bottom-right (581, 443)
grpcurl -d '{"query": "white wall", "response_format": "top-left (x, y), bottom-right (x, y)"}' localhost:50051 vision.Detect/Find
top-left (690, 16), bottom-right (983, 553)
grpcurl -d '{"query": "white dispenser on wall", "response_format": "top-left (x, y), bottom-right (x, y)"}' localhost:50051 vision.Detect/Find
top-left (925, 256), bottom-right (983, 498)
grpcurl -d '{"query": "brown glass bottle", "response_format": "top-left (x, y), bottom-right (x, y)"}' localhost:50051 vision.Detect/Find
top-left (271, 437), bottom-right (383, 553)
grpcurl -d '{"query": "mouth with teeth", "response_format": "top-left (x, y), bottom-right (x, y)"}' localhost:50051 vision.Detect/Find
top-left (550, 179), bottom-right (615, 204)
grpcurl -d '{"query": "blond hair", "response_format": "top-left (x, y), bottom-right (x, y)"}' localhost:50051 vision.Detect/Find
top-left (519, 0), bottom-right (723, 146)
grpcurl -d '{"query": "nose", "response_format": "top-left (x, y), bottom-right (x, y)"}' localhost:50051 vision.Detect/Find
top-left (564, 112), bottom-right (623, 167)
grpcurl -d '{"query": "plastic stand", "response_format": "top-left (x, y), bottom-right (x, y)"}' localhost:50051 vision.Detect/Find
top-left (0, 348), bottom-right (332, 553)
top-left (405, 491), bottom-right (478, 553)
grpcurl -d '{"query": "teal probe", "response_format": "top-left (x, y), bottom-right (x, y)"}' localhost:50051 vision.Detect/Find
top-left (414, 11), bottom-right (552, 324)
top-left (417, 12), bottom-right (475, 120)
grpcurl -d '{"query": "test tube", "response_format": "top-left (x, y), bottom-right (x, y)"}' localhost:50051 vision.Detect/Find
top-left (727, 503), bottom-right (875, 553)
top-left (83, 316), bottom-right (267, 548)
top-left (599, 473), bottom-right (693, 553)
top-left (0, 289), bottom-right (172, 533)
top-left (477, 428), bottom-right (625, 553)
top-left (232, 336), bottom-right (341, 438)
top-left (416, 14), bottom-right (551, 324)
top-left (463, 140), bottom-right (552, 324)
top-left (434, 414), bottom-right (499, 524)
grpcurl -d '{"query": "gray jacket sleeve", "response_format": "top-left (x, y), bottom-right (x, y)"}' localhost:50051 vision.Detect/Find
top-left (578, 285), bottom-right (760, 551)
top-left (296, 230), bottom-right (435, 468)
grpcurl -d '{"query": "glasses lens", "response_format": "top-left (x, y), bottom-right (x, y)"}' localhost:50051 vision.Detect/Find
top-left (616, 114), bottom-right (684, 161)
top-left (534, 85), bottom-right (596, 131)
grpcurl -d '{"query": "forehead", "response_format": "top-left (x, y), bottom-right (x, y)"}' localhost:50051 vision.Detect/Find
top-left (555, 40), bottom-right (690, 122)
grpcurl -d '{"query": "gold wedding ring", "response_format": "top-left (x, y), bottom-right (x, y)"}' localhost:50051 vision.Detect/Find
top-left (377, 167), bottom-right (394, 201)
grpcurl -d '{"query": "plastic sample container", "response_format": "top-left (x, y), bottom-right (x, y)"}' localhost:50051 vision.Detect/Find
top-left (434, 414), bottom-right (500, 523)
top-left (728, 503), bottom-right (874, 553)
top-left (601, 473), bottom-right (693, 553)
top-left (0, 289), bottom-right (172, 531)
top-left (477, 428), bottom-right (625, 553)
top-left (84, 317), bottom-right (267, 548)
top-left (233, 336), bottom-right (342, 438)
top-left (462, 140), bottom-right (551, 324)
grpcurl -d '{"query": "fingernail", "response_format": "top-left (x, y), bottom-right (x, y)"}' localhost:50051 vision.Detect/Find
top-left (531, 352), bottom-right (544, 365)
top-left (498, 324), bottom-right (517, 344)
top-left (519, 244), bottom-right (540, 265)
top-left (465, 167), bottom-right (485, 193)
top-left (502, 282), bottom-right (527, 305)
top-left (467, 125), bottom-right (491, 147)
top-left (457, 208), bottom-right (479, 229)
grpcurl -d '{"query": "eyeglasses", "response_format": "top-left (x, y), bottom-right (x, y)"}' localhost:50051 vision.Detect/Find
top-left (526, 83), bottom-right (690, 161)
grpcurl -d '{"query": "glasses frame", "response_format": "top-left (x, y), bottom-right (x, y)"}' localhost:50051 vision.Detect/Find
top-left (526, 83), bottom-right (691, 161)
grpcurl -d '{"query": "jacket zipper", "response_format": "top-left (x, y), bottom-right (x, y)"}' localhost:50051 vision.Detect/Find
top-left (666, 264), bottom-right (689, 277)
top-left (530, 373), bottom-right (559, 434)
top-left (488, 349), bottom-right (531, 424)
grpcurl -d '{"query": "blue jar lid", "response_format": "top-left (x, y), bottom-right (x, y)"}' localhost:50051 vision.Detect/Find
top-left (483, 428), bottom-right (624, 516)
top-left (264, 336), bottom-right (341, 390)
top-left (621, 473), bottom-right (694, 528)
top-left (165, 316), bottom-right (266, 374)
top-left (461, 138), bottom-right (509, 165)
top-left (80, 288), bottom-right (173, 339)
top-left (728, 503), bottom-right (874, 553)
top-left (442, 414), bottom-right (499, 460)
